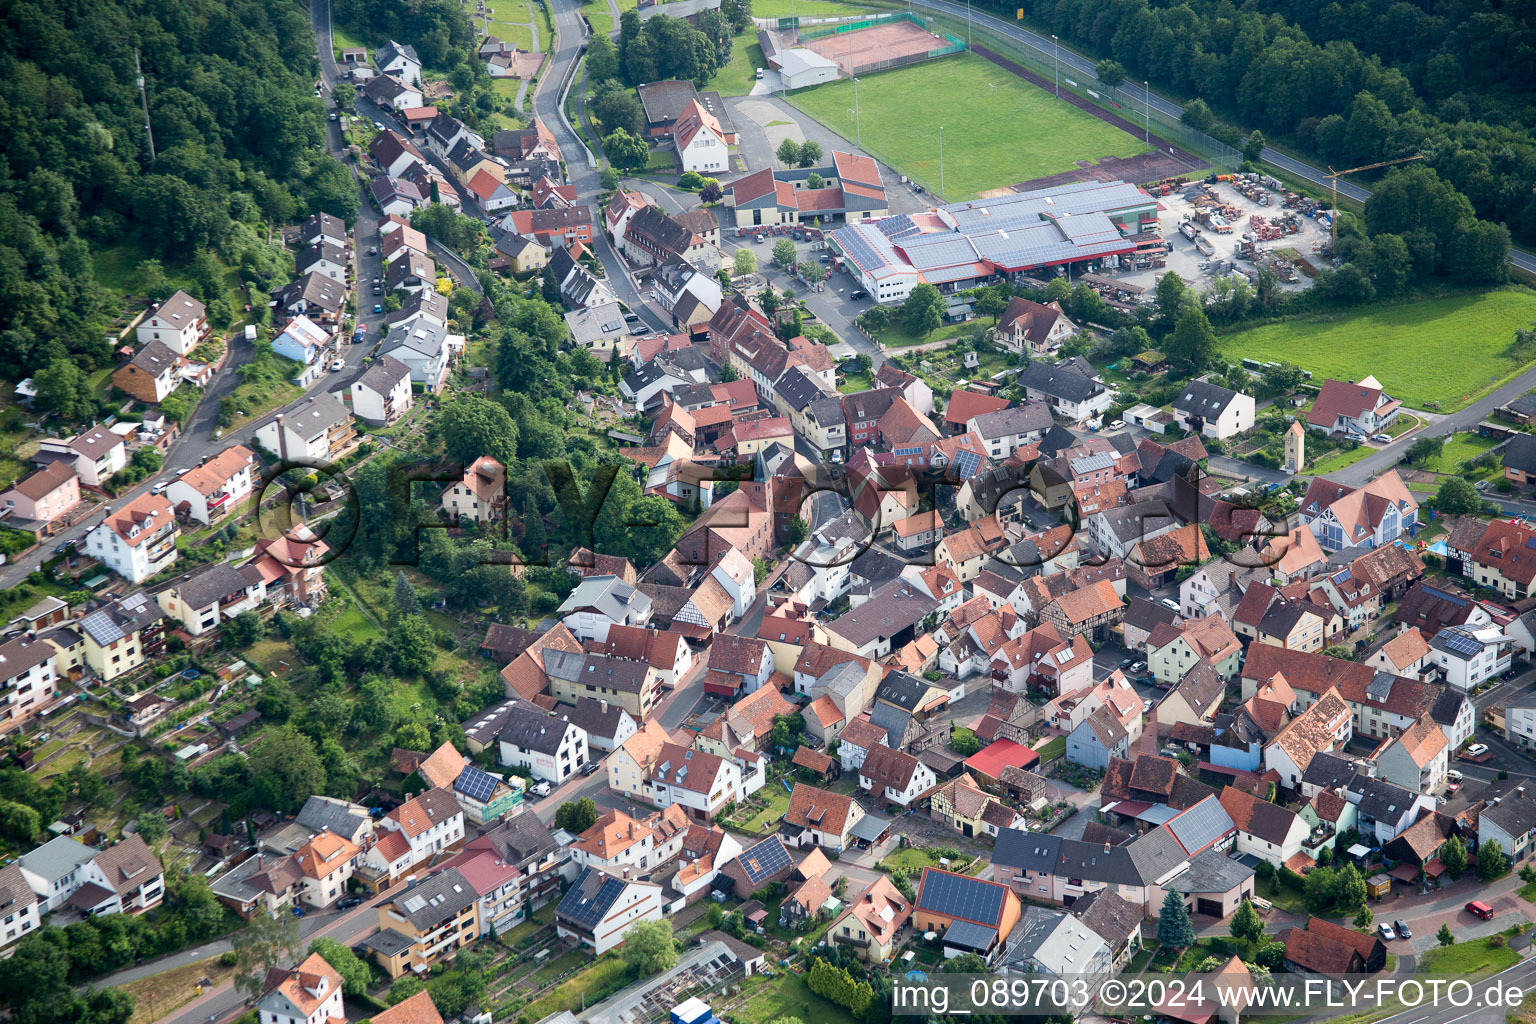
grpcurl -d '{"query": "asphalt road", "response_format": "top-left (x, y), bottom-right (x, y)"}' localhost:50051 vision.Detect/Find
top-left (902, 0), bottom-right (1536, 277)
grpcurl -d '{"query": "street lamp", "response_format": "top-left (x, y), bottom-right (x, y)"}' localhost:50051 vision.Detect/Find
top-left (939, 125), bottom-right (944, 198)
top-left (966, 0), bottom-right (972, 47)
top-left (1052, 35), bottom-right (1059, 97)
top-left (1144, 81), bottom-right (1150, 142)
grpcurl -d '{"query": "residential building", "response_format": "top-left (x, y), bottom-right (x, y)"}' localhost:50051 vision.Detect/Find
top-left (271, 315), bottom-right (331, 371)
top-left (17, 835), bottom-right (97, 914)
top-left (70, 834), bottom-right (163, 915)
top-left (1372, 713), bottom-right (1448, 793)
top-left (367, 868), bottom-right (481, 978)
top-left (558, 574), bottom-right (653, 642)
top-left (255, 952), bottom-right (344, 1024)
top-left (1147, 615), bottom-right (1243, 685)
top-left (994, 297), bottom-right (1077, 354)
top-left (441, 455), bottom-right (507, 525)
top-left (645, 743), bottom-right (744, 821)
top-left (1478, 786), bottom-right (1536, 860)
top-left (113, 340), bottom-right (183, 404)
top-left (63, 591), bottom-right (164, 683)
top-left (253, 394), bottom-right (356, 463)
top-left (0, 634), bottom-right (58, 732)
top-left (0, 462), bottom-right (82, 537)
top-left (153, 561), bottom-right (265, 637)
top-left (380, 318), bottom-right (455, 393)
top-left (1297, 472), bottom-right (1417, 552)
top-left (37, 428), bottom-right (127, 488)
top-left (1306, 376), bottom-right (1401, 436)
top-left (913, 868), bottom-right (1023, 962)
top-left (1429, 623), bottom-right (1515, 691)
top-left (136, 290), bottom-right (209, 355)
top-left (341, 354), bottom-right (414, 426)
top-left (166, 445), bottom-right (256, 526)
top-left (829, 876), bottom-right (911, 962)
top-left (782, 784), bottom-right (864, 852)
top-left (1171, 380), bottom-right (1255, 439)
top-left (555, 866), bottom-right (663, 955)
top-left (1218, 787), bottom-right (1310, 866)
top-left (361, 789), bottom-right (466, 891)
top-left (497, 701), bottom-right (590, 782)
top-left (84, 492), bottom-right (179, 583)
top-left (443, 813), bottom-right (568, 934)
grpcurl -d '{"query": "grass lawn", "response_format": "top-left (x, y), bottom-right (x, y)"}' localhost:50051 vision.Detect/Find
top-left (518, 956), bottom-right (630, 1024)
top-left (733, 971), bottom-right (858, 1024)
top-left (733, 786), bottom-right (792, 831)
top-left (714, 32), bottom-right (769, 97)
top-left (123, 956), bottom-right (236, 1024)
top-left (1420, 433), bottom-right (1496, 474)
top-left (1034, 735), bottom-right (1065, 763)
top-left (1219, 287), bottom-right (1536, 412)
top-left (838, 370), bottom-right (872, 392)
top-left (788, 53), bottom-right (1151, 200)
top-left (874, 320), bottom-right (972, 349)
top-left (1416, 936), bottom-right (1520, 974)
top-left (532, 950), bottom-right (587, 984)
top-left (1254, 875), bottom-right (1312, 917)
top-left (1308, 443), bottom-right (1373, 476)
top-left (1519, 880), bottom-right (1536, 902)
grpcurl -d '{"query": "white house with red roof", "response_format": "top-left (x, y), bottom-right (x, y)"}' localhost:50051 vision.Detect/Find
top-left (362, 788), bottom-right (465, 890)
top-left (1297, 471), bottom-right (1417, 553)
top-left (166, 445), bottom-right (257, 525)
top-left (1306, 376), bottom-right (1402, 436)
top-left (256, 952), bottom-right (344, 1024)
top-left (84, 492), bottom-right (179, 582)
top-left (467, 168), bottom-right (519, 212)
top-left (675, 99), bottom-right (727, 174)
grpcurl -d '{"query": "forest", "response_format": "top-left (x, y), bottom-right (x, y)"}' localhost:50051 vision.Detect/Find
top-left (0, 0), bottom-right (356, 382)
top-left (1010, 0), bottom-right (1536, 244)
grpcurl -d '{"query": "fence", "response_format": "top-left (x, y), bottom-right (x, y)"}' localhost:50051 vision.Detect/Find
top-left (790, 9), bottom-right (925, 38)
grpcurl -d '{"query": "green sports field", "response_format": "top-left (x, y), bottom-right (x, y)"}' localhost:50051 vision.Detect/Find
top-left (786, 53), bottom-right (1151, 199)
top-left (1219, 287), bottom-right (1536, 413)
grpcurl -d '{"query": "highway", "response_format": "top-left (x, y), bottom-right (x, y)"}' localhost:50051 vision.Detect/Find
top-left (903, 0), bottom-right (1536, 276)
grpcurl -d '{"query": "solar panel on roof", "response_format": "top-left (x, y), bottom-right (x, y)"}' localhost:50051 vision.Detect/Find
top-left (1331, 568), bottom-right (1352, 584)
top-left (952, 448), bottom-right (982, 480)
top-left (454, 766), bottom-right (498, 803)
top-left (1440, 630), bottom-right (1483, 657)
top-left (1165, 796), bottom-right (1232, 854)
top-left (737, 836), bottom-right (790, 883)
top-left (917, 869), bottom-right (1005, 924)
top-left (893, 446), bottom-right (923, 457)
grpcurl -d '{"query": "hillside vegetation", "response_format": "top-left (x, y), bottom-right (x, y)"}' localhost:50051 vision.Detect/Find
top-left (0, 0), bottom-right (356, 382)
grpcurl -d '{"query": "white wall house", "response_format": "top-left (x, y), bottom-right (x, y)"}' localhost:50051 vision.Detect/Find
top-left (498, 705), bottom-right (591, 783)
top-left (165, 446), bottom-right (257, 526)
top-left (1171, 380), bottom-right (1255, 440)
top-left (84, 493), bottom-right (180, 583)
top-left (136, 291), bottom-right (209, 355)
top-left (345, 355), bottom-right (414, 427)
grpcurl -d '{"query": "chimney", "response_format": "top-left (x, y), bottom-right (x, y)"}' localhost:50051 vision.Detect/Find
top-left (1104, 840), bottom-right (1111, 853)
top-left (405, 874), bottom-right (419, 889)
top-left (601, 699), bottom-right (609, 715)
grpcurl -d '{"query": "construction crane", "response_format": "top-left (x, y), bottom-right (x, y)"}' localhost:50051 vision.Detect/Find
top-left (1325, 154), bottom-right (1424, 246)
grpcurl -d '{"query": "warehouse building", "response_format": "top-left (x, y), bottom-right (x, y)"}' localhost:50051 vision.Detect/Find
top-left (830, 179), bottom-right (1159, 304)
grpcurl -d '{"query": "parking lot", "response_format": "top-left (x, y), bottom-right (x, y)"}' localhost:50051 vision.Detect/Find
top-left (1099, 177), bottom-right (1332, 297)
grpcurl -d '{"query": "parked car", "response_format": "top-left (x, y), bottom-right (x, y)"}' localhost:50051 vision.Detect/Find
top-left (1129, 661), bottom-right (1146, 674)
top-left (1142, 699), bottom-right (1154, 713)
top-left (330, 358), bottom-right (346, 371)
top-left (1466, 743), bottom-right (1489, 756)
top-left (1476, 479), bottom-right (1490, 490)
top-left (529, 780), bottom-right (552, 797)
top-left (580, 761), bottom-right (601, 776)
top-left (151, 482), bottom-right (167, 495)
top-left (1378, 923), bottom-right (1395, 941)
top-left (367, 246), bottom-right (377, 256)
top-left (1161, 598), bottom-right (1181, 612)
top-left (1447, 769), bottom-right (1464, 782)
top-left (1371, 433), bottom-right (1391, 443)
top-left (632, 325), bottom-right (651, 335)
top-left (755, 68), bottom-right (765, 80)
top-left (337, 895), bottom-right (364, 909)
top-left (1466, 900), bottom-right (1495, 920)
top-left (1109, 419), bottom-right (1125, 429)
top-left (850, 289), bottom-right (867, 299)
top-left (1120, 657), bottom-right (1135, 668)
top-left (1394, 920), bottom-right (1412, 939)
top-left (373, 121), bottom-right (384, 131)
top-left (373, 304), bottom-right (383, 313)
top-left (623, 313), bottom-right (640, 323)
